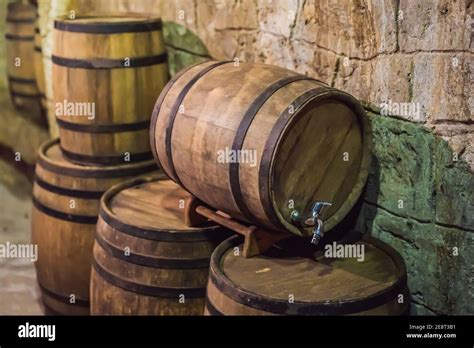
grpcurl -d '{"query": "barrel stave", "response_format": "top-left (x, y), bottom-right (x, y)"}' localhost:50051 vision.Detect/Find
top-left (151, 61), bottom-right (371, 237)
top-left (153, 60), bottom-right (217, 181)
top-left (52, 16), bottom-right (168, 164)
top-left (90, 176), bottom-right (232, 315)
top-left (31, 139), bottom-right (156, 315)
top-left (205, 235), bottom-right (409, 316)
top-left (6, 3), bottom-right (41, 112)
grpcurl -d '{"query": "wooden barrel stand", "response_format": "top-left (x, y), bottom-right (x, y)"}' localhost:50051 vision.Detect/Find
top-left (183, 196), bottom-right (291, 258)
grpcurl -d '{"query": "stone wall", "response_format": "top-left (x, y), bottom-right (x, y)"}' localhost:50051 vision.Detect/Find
top-left (156, 0), bottom-right (473, 316)
top-left (4, 0), bottom-right (473, 314)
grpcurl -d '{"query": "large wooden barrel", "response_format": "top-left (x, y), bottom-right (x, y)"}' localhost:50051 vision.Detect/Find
top-left (31, 138), bottom-right (156, 315)
top-left (150, 61), bottom-right (372, 238)
top-left (53, 15), bottom-right (169, 165)
top-left (90, 175), bottom-right (233, 315)
top-left (33, 19), bottom-right (47, 117)
top-left (205, 234), bottom-right (409, 315)
top-left (6, 2), bottom-right (42, 114)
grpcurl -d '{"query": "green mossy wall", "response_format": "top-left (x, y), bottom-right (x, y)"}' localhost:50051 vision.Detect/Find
top-left (163, 21), bottom-right (210, 76)
top-left (357, 112), bottom-right (473, 315)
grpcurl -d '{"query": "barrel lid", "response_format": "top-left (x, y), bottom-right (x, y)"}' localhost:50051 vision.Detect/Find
top-left (267, 89), bottom-right (372, 236)
top-left (99, 175), bottom-right (229, 242)
top-left (210, 234), bottom-right (407, 315)
top-left (38, 138), bottom-right (156, 178)
top-left (54, 15), bottom-right (162, 34)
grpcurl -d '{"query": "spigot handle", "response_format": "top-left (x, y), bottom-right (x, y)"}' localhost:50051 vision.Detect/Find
top-left (290, 201), bottom-right (332, 246)
top-left (310, 201), bottom-right (332, 218)
top-left (291, 201), bottom-right (332, 227)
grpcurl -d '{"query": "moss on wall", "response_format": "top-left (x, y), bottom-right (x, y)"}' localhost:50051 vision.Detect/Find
top-left (357, 112), bottom-right (474, 315)
top-left (163, 21), bottom-right (210, 76)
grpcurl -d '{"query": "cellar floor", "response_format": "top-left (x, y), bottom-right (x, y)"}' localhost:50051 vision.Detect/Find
top-left (0, 182), bottom-right (44, 315)
top-left (0, 93), bottom-right (45, 315)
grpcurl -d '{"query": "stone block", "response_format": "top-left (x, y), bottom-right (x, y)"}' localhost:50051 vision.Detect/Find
top-left (333, 54), bottom-right (423, 122)
top-left (366, 112), bottom-right (473, 231)
top-left (434, 136), bottom-right (474, 230)
top-left (154, 0), bottom-right (197, 31)
top-left (365, 112), bottom-right (437, 222)
top-left (290, 40), bottom-right (338, 84)
top-left (293, 0), bottom-right (398, 58)
top-left (253, 31), bottom-right (295, 69)
top-left (257, 0), bottom-right (298, 38)
top-left (399, 0), bottom-right (472, 52)
top-left (360, 206), bottom-right (474, 314)
top-left (212, 0), bottom-right (258, 31)
top-left (413, 52), bottom-right (473, 123)
top-left (196, 1), bottom-right (258, 60)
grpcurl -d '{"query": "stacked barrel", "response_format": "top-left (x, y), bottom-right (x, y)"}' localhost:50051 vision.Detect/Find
top-left (147, 61), bottom-right (409, 315)
top-left (31, 139), bottom-right (156, 315)
top-left (89, 61), bottom-right (410, 316)
top-left (90, 174), bottom-right (232, 315)
top-left (5, 2), bottom-right (44, 123)
top-left (31, 14), bottom-right (168, 315)
top-left (27, 15), bottom-right (409, 316)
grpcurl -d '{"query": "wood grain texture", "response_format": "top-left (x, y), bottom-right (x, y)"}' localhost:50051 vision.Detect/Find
top-left (6, 2), bottom-right (41, 112)
top-left (40, 287), bottom-right (90, 316)
top-left (34, 19), bottom-right (47, 115)
top-left (52, 15), bottom-right (168, 165)
top-left (90, 175), bottom-right (233, 315)
top-left (150, 61), bottom-right (372, 237)
top-left (205, 234), bottom-right (409, 315)
top-left (31, 138), bottom-right (156, 315)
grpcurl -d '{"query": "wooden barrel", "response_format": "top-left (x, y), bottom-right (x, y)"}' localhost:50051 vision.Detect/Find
top-left (33, 19), bottom-right (47, 117)
top-left (150, 61), bottom-right (372, 238)
top-left (205, 234), bottom-right (409, 315)
top-left (31, 138), bottom-right (156, 315)
top-left (6, 2), bottom-right (42, 114)
top-left (53, 15), bottom-right (168, 166)
top-left (90, 175), bottom-right (233, 315)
